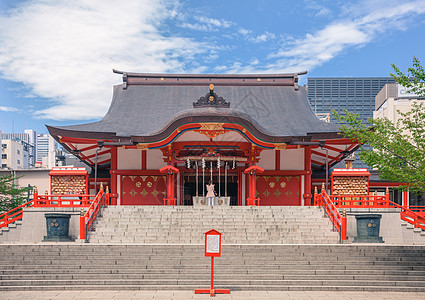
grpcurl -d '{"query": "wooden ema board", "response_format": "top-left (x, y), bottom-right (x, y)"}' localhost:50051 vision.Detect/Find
top-left (332, 176), bottom-right (368, 195)
top-left (121, 175), bottom-right (166, 205)
top-left (51, 175), bottom-right (86, 195)
top-left (256, 175), bottom-right (300, 206)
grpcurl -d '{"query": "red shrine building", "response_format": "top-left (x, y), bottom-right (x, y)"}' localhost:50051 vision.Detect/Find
top-left (47, 71), bottom-right (359, 207)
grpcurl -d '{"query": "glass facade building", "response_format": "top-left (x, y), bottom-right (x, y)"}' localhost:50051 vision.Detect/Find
top-left (307, 77), bottom-right (395, 168)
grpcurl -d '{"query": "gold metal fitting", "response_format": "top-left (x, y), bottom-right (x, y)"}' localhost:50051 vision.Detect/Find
top-left (386, 187), bottom-right (389, 194)
top-left (314, 186), bottom-right (318, 194)
top-left (100, 182), bottom-right (104, 190)
top-left (34, 186), bottom-right (38, 193)
top-left (106, 186), bottom-right (109, 193)
top-left (45, 190), bottom-right (48, 195)
top-left (321, 183), bottom-right (325, 191)
top-left (342, 209), bottom-right (346, 218)
top-left (80, 208), bottom-right (85, 216)
top-left (209, 84), bottom-right (214, 91)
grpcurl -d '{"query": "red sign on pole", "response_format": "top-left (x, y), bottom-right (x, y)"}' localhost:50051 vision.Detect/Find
top-left (195, 229), bottom-right (230, 297)
top-left (204, 229), bottom-right (222, 257)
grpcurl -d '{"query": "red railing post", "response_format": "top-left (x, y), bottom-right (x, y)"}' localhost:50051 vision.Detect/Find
top-left (313, 187), bottom-right (318, 206)
top-left (385, 187), bottom-right (390, 207)
top-left (320, 183), bottom-right (325, 207)
top-left (80, 208), bottom-right (85, 240)
top-left (33, 186), bottom-right (39, 207)
top-left (341, 209), bottom-right (347, 241)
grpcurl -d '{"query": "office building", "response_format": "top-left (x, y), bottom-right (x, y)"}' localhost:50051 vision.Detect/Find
top-left (307, 77), bottom-right (395, 167)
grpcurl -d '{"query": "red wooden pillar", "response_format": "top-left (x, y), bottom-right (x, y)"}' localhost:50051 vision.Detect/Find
top-left (304, 146), bottom-right (312, 206)
top-left (244, 165), bottom-right (264, 206)
top-left (110, 147), bottom-right (118, 205)
top-left (160, 165), bottom-right (179, 205)
top-left (403, 190), bottom-right (409, 207)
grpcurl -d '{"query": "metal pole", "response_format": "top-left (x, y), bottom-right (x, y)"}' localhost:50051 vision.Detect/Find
top-left (218, 161), bottom-right (221, 198)
top-left (225, 162), bottom-right (228, 197)
top-left (196, 161), bottom-right (199, 197)
top-left (202, 160), bottom-right (205, 197)
top-left (94, 147), bottom-right (100, 194)
top-left (325, 148), bottom-right (329, 194)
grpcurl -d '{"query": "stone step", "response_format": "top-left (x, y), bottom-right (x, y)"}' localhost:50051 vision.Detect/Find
top-left (1, 244), bottom-right (424, 291)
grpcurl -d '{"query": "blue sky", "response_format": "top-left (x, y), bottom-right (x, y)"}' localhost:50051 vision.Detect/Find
top-left (0, 0), bottom-right (424, 134)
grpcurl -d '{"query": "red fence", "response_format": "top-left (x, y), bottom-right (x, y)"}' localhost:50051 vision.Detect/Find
top-left (80, 186), bottom-right (109, 241)
top-left (314, 186), bottom-right (425, 232)
top-left (314, 187), bottom-right (347, 240)
top-left (0, 201), bottom-right (34, 229)
top-left (1, 186), bottom-right (109, 239)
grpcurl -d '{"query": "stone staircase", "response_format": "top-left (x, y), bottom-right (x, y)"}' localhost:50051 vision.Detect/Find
top-left (0, 220), bottom-right (23, 243)
top-left (1, 244), bottom-right (425, 291)
top-left (401, 221), bottom-right (425, 244)
top-left (88, 206), bottom-right (340, 244)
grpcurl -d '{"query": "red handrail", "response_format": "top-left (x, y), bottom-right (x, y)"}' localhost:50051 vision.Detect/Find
top-left (34, 194), bottom-right (96, 207)
top-left (314, 186), bottom-right (347, 241)
top-left (80, 186), bottom-right (109, 241)
top-left (314, 188), bottom-right (425, 232)
top-left (388, 201), bottom-right (425, 231)
top-left (329, 194), bottom-right (389, 208)
top-left (0, 200), bottom-right (34, 229)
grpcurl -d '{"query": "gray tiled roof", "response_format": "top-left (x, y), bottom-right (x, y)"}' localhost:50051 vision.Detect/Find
top-left (49, 83), bottom-right (339, 141)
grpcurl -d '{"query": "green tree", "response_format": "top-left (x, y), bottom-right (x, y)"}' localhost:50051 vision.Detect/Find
top-left (0, 174), bottom-right (29, 213)
top-left (334, 57), bottom-right (425, 193)
top-left (391, 56), bottom-right (425, 96)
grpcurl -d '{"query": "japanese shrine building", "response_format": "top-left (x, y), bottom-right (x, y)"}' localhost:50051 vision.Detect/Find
top-left (47, 70), bottom-right (359, 206)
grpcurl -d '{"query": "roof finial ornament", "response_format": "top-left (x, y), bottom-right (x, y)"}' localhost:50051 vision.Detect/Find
top-left (193, 84), bottom-right (230, 108)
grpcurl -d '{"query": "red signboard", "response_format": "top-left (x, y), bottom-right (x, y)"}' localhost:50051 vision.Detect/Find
top-left (204, 229), bottom-right (222, 257)
top-left (195, 229), bottom-right (229, 296)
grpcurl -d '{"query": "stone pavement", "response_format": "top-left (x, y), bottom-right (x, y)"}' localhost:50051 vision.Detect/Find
top-left (2, 290), bottom-right (425, 299)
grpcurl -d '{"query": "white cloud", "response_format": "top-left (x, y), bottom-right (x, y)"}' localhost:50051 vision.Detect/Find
top-left (252, 32), bottom-right (276, 43)
top-left (238, 28), bottom-right (251, 36)
top-left (196, 16), bottom-right (232, 28)
top-left (0, 106), bottom-right (18, 112)
top-left (304, 0), bottom-right (332, 17)
top-left (181, 16), bottom-right (233, 31)
top-left (222, 0), bottom-right (425, 74)
top-left (0, 0), bottom-right (206, 121)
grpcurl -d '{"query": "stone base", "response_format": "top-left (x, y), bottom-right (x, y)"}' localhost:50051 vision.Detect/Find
top-left (43, 236), bottom-right (74, 242)
top-left (353, 236), bottom-right (384, 243)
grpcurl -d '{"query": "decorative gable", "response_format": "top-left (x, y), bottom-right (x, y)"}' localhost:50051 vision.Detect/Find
top-left (193, 84), bottom-right (230, 108)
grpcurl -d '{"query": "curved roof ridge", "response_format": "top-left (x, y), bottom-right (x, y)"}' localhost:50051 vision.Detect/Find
top-left (112, 69), bottom-right (308, 78)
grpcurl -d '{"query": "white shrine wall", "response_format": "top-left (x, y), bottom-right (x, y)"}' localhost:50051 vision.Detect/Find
top-left (258, 150), bottom-right (275, 170)
top-left (147, 149), bottom-right (166, 170)
top-left (257, 148), bottom-right (305, 171)
top-left (117, 148), bottom-right (141, 169)
top-left (280, 148), bottom-right (304, 170)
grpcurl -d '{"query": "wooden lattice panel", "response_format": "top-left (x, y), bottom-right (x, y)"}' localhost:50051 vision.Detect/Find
top-left (51, 175), bottom-right (87, 195)
top-left (332, 176), bottom-right (368, 195)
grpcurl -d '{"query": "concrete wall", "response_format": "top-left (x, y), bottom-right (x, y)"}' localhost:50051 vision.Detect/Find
top-left (0, 169), bottom-right (50, 195)
top-left (344, 208), bottom-right (425, 245)
top-left (18, 207), bottom-right (82, 242)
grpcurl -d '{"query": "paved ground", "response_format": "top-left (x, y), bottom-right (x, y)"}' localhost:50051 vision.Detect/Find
top-left (2, 290), bottom-right (425, 299)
